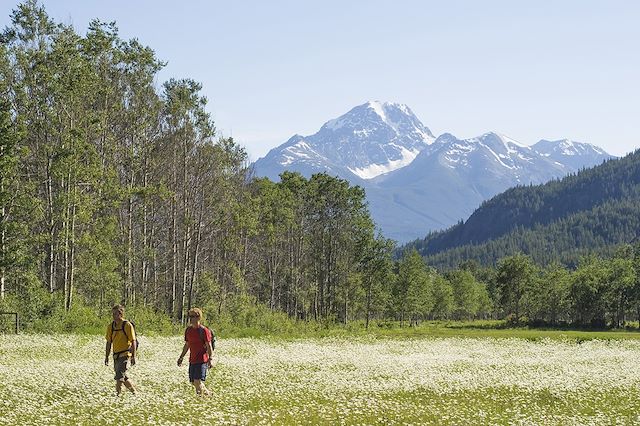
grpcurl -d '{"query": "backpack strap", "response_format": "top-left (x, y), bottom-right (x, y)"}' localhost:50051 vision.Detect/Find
top-left (121, 320), bottom-right (130, 342)
top-left (112, 320), bottom-right (132, 356)
top-left (198, 326), bottom-right (206, 345)
top-left (198, 326), bottom-right (215, 350)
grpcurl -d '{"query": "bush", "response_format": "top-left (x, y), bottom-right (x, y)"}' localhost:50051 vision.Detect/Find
top-left (29, 300), bottom-right (103, 334)
top-left (124, 305), bottom-right (180, 336)
top-left (202, 293), bottom-right (301, 337)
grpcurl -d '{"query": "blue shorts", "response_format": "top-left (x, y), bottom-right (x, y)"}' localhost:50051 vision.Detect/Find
top-left (189, 363), bottom-right (207, 382)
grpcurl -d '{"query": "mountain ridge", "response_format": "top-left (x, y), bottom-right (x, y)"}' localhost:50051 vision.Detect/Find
top-left (253, 101), bottom-right (614, 242)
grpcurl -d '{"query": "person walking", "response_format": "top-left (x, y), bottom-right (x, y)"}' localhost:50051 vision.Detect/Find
top-left (177, 307), bottom-right (215, 396)
top-left (105, 304), bottom-right (137, 395)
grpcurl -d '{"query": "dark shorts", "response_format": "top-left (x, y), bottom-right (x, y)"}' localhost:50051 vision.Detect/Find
top-left (189, 362), bottom-right (208, 382)
top-left (113, 355), bottom-right (129, 381)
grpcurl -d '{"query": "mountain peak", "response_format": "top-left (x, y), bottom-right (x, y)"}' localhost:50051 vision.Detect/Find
top-left (255, 101), bottom-right (435, 181)
top-left (535, 138), bottom-right (607, 151)
top-left (323, 101), bottom-right (430, 137)
top-left (477, 132), bottom-right (529, 148)
top-left (365, 100), bottom-right (391, 124)
top-left (364, 100), bottom-right (413, 118)
top-left (532, 139), bottom-right (614, 168)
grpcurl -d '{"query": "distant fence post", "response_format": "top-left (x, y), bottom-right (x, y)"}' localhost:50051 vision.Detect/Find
top-left (0, 312), bottom-right (18, 334)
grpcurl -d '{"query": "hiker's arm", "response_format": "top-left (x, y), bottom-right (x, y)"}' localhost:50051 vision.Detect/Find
top-left (105, 342), bottom-right (111, 365)
top-left (206, 341), bottom-right (214, 367)
top-left (130, 338), bottom-right (136, 359)
top-left (177, 342), bottom-right (189, 366)
top-left (128, 322), bottom-right (136, 359)
top-left (130, 344), bottom-right (136, 366)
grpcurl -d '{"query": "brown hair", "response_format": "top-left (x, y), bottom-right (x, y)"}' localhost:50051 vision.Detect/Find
top-left (187, 307), bottom-right (203, 319)
top-left (112, 304), bottom-right (124, 314)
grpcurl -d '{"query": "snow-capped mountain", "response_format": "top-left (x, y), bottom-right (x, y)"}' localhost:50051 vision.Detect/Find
top-left (366, 132), bottom-right (609, 241)
top-left (377, 132), bottom-right (577, 194)
top-left (253, 101), bottom-right (435, 181)
top-left (252, 102), bottom-right (614, 242)
top-left (532, 139), bottom-right (610, 170)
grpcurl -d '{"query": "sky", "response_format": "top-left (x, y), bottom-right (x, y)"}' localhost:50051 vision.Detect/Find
top-left (2, 1), bottom-right (639, 161)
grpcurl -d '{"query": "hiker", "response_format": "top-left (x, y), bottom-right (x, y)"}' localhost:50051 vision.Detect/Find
top-left (177, 307), bottom-right (215, 395)
top-left (105, 304), bottom-right (137, 395)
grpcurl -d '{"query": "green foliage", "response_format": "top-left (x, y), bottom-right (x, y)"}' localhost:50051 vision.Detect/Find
top-left (521, 263), bottom-right (569, 324)
top-left (123, 305), bottom-right (181, 336)
top-left (1, 272), bottom-right (55, 327)
top-left (569, 256), bottom-right (607, 327)
top-left (395, 250), bottom-right (433, 325)
top-left (16, 297), bottom-right (179, 335)
top-left (203, 293), bottom-right (300, 337)
top-left (430, 275), bottom-right (454, 319)
top-left (74, 218), bottom-right (121, 304)
top-left (30, 300), bottom-right (104, 334)
top-left (446, 269), bottom-right (480, 319)
top-left (496, 254), bottom-right (538, 322)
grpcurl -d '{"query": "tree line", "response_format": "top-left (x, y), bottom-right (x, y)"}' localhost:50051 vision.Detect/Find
top-left (384, 246), bottom-right (640, 329)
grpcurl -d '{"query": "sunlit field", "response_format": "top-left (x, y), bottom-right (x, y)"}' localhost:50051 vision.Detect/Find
top-left (1, 334), bottom-right (640, 425)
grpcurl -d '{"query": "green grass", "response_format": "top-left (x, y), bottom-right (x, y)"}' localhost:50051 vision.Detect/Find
top-left (218, 319), bottom-right (640, 342)
top-left (11, 315), bottom-right (640, 342)
top-left (366, 320), bottom-right (640, 341)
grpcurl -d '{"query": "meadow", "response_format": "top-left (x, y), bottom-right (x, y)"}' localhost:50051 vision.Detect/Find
top-left (1, 332), bottom-right (640, 425)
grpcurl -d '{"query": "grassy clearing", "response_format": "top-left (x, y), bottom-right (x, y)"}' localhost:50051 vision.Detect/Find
top-left (1, 333), bottom-right (640, 425)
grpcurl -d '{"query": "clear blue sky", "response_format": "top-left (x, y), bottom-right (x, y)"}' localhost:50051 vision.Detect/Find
top-left (2, 1), bottom-right (639, 160)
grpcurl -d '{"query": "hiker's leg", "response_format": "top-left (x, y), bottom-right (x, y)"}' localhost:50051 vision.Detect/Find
top-left (189, 363), bottom-right (199, 394)
top-left (199, 363), bottom-right (209, 395)
top-left (114, 356), bottom-right (131, 395)
top-left (200, 382), bottom-right (210, 396)
top-left (114, 356), bottom-right (122, 395)
top-left (123, 378), bottom-right (136, 394)
top-left (194, 363), bottom-right (209, 395)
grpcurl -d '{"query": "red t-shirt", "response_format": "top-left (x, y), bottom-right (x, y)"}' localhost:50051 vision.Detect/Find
top-left (185, 325), bottom-right (212, 364)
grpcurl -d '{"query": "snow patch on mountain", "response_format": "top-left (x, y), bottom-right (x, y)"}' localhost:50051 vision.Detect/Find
top-left (348, 145), bottom-right (421, 179)
top-left (280, 139), bottom-right (318, 165)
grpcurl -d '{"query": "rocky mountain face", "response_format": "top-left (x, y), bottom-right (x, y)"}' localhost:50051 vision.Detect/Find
top-left (253, 101), bottom-right (614, 242)
top-left (253, 101), bottom-right (435, 183)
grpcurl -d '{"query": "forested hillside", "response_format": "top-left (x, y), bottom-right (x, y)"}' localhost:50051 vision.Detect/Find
top-left (406, 149), bottom-right (640, 269)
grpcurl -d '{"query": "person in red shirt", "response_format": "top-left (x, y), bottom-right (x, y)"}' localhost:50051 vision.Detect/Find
top-left (177, 307), bottom-right (214, 395)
